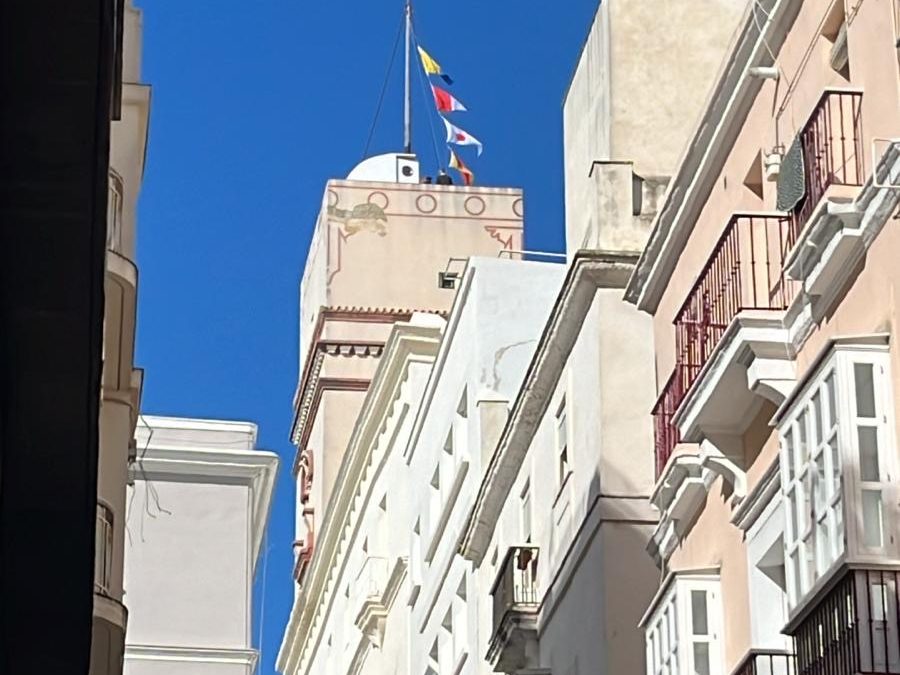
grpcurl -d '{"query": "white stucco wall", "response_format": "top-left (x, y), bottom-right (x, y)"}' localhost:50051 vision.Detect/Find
top-left (406, 258), bottom-right (566, 675)
top-left (124, 417), bottom-right (277, 675)
top-left (294, 329), bottom-right (437, 675)
top-left (478, 275), bottom-right (658, 675)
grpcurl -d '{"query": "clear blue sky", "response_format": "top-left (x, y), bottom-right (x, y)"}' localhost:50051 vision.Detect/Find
top-left (136, 1), bottom-right (597, 672)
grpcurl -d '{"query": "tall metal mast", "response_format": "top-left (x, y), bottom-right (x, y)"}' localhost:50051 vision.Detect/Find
top-left (403, 0), bottom-right (412, 153)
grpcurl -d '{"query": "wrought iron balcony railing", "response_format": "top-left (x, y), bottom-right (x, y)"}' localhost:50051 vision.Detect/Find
top-left (787, 90), bottom-right (864, 248)
top-left (490, 545), bottom-right (539, 637)
top-left (651, 214), bottom-right (795, 475)
top-left (790, 567), bottom-right (900, 675)
top-left (674, 214), bottom-right (794, 385)
top-left (652, 364), bottom-right (690, 477)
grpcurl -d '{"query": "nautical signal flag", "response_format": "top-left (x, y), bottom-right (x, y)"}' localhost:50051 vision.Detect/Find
top-left (431, 83), bottom-right (466, 113)
top-left (443, 117), bottom-right (482, 156)
top-left (449, 149), bottom-right (474, 186)
top-left (417, 45), bottom-right (453, 85)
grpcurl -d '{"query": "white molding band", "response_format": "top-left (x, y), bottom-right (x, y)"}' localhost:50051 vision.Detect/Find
top-left (124, 644), bottom-right (258, 667)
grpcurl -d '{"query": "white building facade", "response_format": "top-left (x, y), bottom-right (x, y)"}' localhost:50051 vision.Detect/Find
top-left (124, 416), bottom-right (278, 675)
top-left (278, 258), bottom-right (565, 675)
top-left (278, 2), bottom-right (756, 673)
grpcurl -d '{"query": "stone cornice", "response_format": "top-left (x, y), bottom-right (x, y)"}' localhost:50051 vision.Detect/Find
top-left (459, 251), bottom-right (638, 564)
top-left (625, 0), bottom-right (801, 312)
top-left (277, 321), bottom-right (442, 675)
top-left (290, 307), bottom-right (431, 447)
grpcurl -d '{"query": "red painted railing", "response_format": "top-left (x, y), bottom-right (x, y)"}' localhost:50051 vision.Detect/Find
top-left (788, 90), bottom-right (863, 248)
top-left (652, 365), bottom-right (689, 478)
top-left (653, 214), bottom-right (795, 476)
top-left (675, 214), bottom-right (794, 391)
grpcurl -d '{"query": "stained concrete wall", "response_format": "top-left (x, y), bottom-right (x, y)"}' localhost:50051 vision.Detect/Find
top-left (563, 0), bottom-right (747, 255)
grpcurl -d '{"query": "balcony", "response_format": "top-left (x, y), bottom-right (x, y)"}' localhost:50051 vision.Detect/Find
top-left (733, 651), bottom-right (795, 675)
top-left (786, 90), bottom-right (864, 249)
top-left (653, 364), bottom-right (690, 478)
top-left (789, 567), bottom-right (900, 675)
top-left (674, 214), bottom-right (795, 390)
top-left (487, 546), bottom-right (540, 673)
top-left (653, 215), bottom-right (797, 473)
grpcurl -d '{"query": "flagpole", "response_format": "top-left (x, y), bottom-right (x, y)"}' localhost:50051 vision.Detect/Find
top-left (403, 0), bottom-right (412, 154)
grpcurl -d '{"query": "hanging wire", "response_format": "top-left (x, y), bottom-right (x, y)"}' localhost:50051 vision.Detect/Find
top-left (410, 29), bottom-right (444, 171)
top-left (362, 10), bottom-right (406, 159)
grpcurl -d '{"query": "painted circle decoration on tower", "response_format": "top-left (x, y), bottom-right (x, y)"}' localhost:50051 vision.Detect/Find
top-left (367, 191), bottom-right (389, 210)
top-left (416, 193), bottom-right (437, 214)
top-left (512, 198), bottom-right (524, 218)
top-left (327, 189), bottom-right (339, 208)
top-left (464, 196), bottom-right (486, 216)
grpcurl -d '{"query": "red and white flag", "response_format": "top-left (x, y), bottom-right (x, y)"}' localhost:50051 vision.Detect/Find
top-left (431, 83), bottom-right (467, 113)
top-left (442, 117), bottom-right (483, 156)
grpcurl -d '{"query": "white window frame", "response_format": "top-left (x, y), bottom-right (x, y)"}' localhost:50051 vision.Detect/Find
top-left (644, 575), bottom-right (723, 675)
top-left (779, 343), bottom-right (897, 610)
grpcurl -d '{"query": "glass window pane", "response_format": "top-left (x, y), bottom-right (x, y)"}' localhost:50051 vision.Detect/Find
top-left (784, 431), bottom-right (795, 482)
top-left (652, 627), bottom-right (660, 670)
top-left (862, 490), bottom-right (885, 548)
top-left (691, 590), bottom-right (709, 635)
top-left (667, 602), bottom-right (677, 648)
top-left (854, 363), bottom-right (877, 418)
top-left (787, 489), bottom-right (799, 540)
top-left (833, 506), bottom-right (845, 559)
top-left (798, 477), bottom-right (811, 533)
top-left (816, 518), bottom-right (830, 574)
top-left (790, 550), bottom-right (802, 601)
top-left (693, 642), bottom-right (711, 675)
top-left (858, 426), bottom-right (880, 481)
top-left (661, 611), bottom-right (669, 656)
top-left (802, 540), bottom-right (815, 592)
top-left (797, 413), bottom-right (809, 467)
top-left (828, 437), bottom-right (841, 496)
top-left (811, 392), bottom-right (822, 447)
top-left (814, 453), bottom-right (827, 512)
top-left (825, 372), bottom-right (837, 429)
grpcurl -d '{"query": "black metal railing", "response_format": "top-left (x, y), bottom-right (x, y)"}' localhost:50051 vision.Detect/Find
top-left (490, 545), bottom-right (539, 636)
top-left (791, 567), bottom-right (900, 675)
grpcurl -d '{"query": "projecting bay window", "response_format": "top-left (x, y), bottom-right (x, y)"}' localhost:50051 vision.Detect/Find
top-left (644, 576), bottom-right (723, 675)
top-left (779, 342), bottom-right (898, 611)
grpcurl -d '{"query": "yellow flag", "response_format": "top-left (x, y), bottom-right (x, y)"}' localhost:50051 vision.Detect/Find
top-left (417, 46), bottom-right (441, 75)
top-left (417, 45), bottom-right (453, 84)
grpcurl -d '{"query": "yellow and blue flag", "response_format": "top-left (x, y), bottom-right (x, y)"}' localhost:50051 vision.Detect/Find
top-left (417, 45), bottom-right (453, 85)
